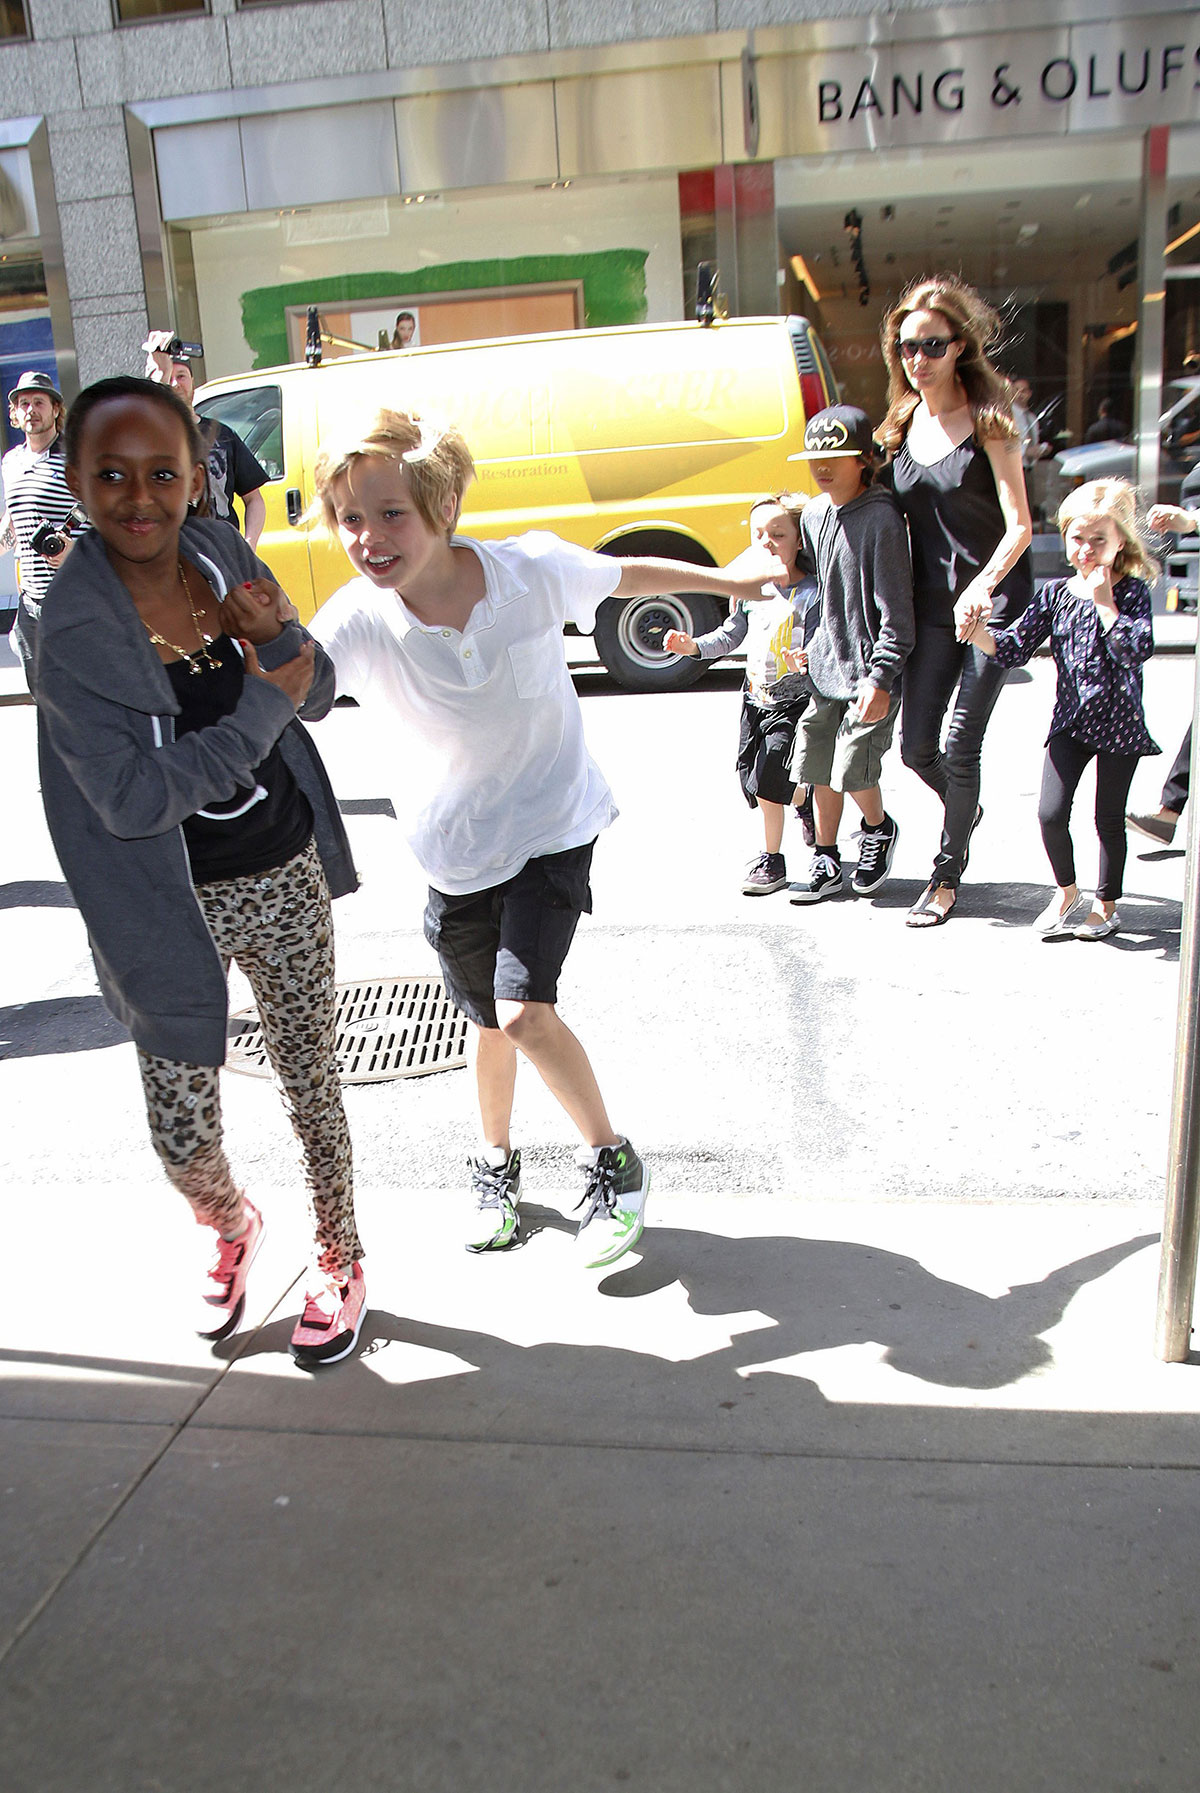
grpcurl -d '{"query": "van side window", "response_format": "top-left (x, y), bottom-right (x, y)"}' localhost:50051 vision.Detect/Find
top-left (195, 384), bottom-right (284, 483)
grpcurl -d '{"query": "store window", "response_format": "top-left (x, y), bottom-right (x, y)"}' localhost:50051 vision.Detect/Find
top-left (776, 131), bottom-right (1149, 516)
top-left (114, 0), bottom-right (206, 22)
top-left (163, 173), bottom-right (679, 380)
top-left (0, 1), bottom-right (28, 39)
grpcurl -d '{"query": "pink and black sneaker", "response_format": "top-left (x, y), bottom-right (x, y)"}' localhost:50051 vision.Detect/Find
top-left (289, 1262), bottom-right (367, 1366)
top-left (197, 1201), bottom-right (264, 1341)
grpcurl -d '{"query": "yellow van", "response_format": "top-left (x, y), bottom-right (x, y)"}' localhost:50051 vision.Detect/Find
top-left (196, 315), bottom-right (835, 691)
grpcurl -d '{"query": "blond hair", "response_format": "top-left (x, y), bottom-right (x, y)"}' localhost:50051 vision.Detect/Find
top-left (313, 408), bottom-right (475, 537)
top-left (1057, 478), bottom-right (1159, 584)
top-left (878, 273), bottom-right (1017, 453)
top-left (750, 490), bottom-right (809, 525)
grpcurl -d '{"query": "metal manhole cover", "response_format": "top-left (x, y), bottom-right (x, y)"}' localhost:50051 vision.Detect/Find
top-left (226, 976), bottom-right (469, 1083)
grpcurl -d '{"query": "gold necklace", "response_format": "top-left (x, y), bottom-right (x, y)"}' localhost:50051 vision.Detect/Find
top-left (143, 560), bottom-right (221, 675)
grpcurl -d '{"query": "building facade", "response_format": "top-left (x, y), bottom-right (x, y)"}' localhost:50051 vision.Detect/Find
top-left (0, 0), bottom-right (1197, 495)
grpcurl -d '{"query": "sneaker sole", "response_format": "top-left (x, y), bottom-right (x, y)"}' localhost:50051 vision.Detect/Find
top-left (742, 880), bottom-right (788, 896)
top-left (1127, 818), bottom-right (1174, 845)
top-left (196, 1213), bottom-right (265, 1342)
top-left (586, 1208), bottom-right (647, 1269)
top-left (466, 1209), bottom-right (521, 1253)
top-left (789, 881), bottom-right (843, 904)
top-left (584, 1175), bottom-right (650, 1270)
top-left (197, 1291), bottom-right (246, 1343)
top-left (851, 861), bottom-right (897, 896)
top-left (290, 1289), bottom-right (369, 1366)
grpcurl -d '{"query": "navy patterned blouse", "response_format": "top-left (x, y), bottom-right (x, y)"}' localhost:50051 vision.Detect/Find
top-left (989, 575), bottom-right (1160, 757)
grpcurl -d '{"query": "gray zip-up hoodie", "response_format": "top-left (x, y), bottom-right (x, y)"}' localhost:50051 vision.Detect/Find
top-left (35, 517), bottom-right (356, 1066)
top-left (799, 485), bottom-right (915, 701)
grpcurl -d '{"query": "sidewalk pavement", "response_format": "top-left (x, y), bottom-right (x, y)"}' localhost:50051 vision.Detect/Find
top-left (3, 1179), bottom-right (1198, 1792)
top-left (4, 640), bottom-right (1200, 1790)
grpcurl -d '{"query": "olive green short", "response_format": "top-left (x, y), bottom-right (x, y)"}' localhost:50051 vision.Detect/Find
top-left (790, 689), bottom-right (900, 793)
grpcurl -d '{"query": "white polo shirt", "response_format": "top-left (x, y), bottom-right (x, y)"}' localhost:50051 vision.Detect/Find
top-left (311, 531), bottom-right (622, 894)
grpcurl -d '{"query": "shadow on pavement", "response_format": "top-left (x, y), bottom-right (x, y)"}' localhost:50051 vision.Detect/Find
top-left (865, 877), bottom-right (1181, 954)
top-left (0, 994), bottom-right (130, 1059)
top-left (205, 1223), bottom-right (1161, 1403)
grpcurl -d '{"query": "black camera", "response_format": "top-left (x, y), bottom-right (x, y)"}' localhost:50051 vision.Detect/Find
top-left (164, 334), bottom-right (204, 360)
top-left (30, 503), bottom-right (89, 558)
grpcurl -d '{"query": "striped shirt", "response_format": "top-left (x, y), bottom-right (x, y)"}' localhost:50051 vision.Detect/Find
top-left (2, 434), bottom-right (77, 614)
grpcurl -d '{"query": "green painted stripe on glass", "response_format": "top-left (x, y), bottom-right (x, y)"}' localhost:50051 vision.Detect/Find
top-left (241, 250), bottom-right (649, 370)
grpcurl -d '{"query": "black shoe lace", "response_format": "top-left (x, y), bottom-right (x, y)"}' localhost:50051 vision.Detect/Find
top-left (575, 1152), bottom-right (618, 1228)
top-left (471, 1159), bottom-right (515, 1209)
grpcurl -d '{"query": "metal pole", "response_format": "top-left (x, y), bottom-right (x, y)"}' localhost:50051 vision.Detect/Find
top-left (1156, 660), bottom-right (1200, 1358)
top-left (1135, 127), bottom-right (1168, 504)
top-left (1146, 119), bottom-right (1198, 1359)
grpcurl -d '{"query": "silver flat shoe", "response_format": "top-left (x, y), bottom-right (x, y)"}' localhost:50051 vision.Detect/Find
top-left (1075, 907), bottom-right (1120, 940)
top-left (1034, 892), bottom-right (1088, 939)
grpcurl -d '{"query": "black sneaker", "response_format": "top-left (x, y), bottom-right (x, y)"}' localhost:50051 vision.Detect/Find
top-left (789, 850), bottom-right (843, 903)
top-left (574, 1138), bottom-right (649, 1268)
top-left (466, 1149), bottom-right (521, 1252)
top-left (1127, 811), bottom-right (1176, 846)
top-left (793, 788), bottom-right (816, 848)
top-left (742, 851), bottom-right (787, 895)
top-left (852, 815), bottom-right (899, 895)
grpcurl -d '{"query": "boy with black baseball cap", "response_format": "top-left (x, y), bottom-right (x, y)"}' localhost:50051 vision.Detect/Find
top-left (783, 405), bottom-right (915, 902)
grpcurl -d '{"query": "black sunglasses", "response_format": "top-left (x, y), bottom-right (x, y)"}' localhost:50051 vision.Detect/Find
top-left (897, 336), bottom-right (958, 362)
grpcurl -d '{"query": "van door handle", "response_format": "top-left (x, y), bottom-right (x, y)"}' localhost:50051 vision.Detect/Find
top-left (286, 488), bottom-right (303, 526)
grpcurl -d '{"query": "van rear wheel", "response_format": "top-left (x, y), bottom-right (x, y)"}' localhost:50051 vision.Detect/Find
top-left (593, 591), bottom-right (724, 692)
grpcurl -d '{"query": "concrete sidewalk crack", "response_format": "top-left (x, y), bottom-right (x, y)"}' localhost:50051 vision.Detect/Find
top-left (0, 1271), bottom-right (303, 1672)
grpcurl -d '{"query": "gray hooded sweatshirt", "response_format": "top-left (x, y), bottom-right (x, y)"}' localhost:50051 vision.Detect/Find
top-left (35, 517), bottom-right (356, 1067)
top-left (799, 484), bottom-right (915, 701)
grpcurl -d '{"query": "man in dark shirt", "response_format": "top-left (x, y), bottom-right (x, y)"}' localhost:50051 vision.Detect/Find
top-left (142, 332), bottom-right (268, 547)
top-left (1084, 399), bottom-right (1128, 445)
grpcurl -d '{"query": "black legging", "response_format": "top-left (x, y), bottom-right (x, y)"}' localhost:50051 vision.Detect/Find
top-left (900, 623), bottom-right (1010, 888)
top-left (1038, 733), bottom-right (1138, 902)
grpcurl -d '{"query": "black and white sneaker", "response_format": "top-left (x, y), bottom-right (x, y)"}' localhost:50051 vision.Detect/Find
top-left (852, 815), bottom-right (899, 895)
top-left (789, 850), bottom-right (843, 903)
top-left (466, 1149), bottom-right (522, 1252)
top-left (742, 851), bottom-right (788, 895)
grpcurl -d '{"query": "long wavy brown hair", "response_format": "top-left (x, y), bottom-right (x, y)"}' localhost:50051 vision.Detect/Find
top-left (877, 274), bottom-right (1017, 453)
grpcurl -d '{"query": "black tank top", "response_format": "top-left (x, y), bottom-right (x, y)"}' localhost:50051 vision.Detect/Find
top-left (167, 633), bottom-right (313, 885)
top-left (888, 435), bottom-right (1033, 628)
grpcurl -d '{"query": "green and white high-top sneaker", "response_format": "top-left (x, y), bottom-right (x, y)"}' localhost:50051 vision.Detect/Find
top-left (466, 1149), bottom-right (522, 1252)
top-left (574, 1138), bottom-right (649, 1268)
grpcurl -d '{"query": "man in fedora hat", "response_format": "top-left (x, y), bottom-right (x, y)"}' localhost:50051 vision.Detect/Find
top-left (1, 368), bottom-right (81, 678)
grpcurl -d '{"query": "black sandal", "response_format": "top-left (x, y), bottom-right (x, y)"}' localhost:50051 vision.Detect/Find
top-left (906, 884), bottom-right (956, 929)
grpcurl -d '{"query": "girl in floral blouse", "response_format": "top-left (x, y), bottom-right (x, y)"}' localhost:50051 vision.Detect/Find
top-left (962, 478), bottom-right (1159, 941)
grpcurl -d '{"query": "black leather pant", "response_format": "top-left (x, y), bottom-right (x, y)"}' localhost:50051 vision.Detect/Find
top-left (900, 623), bottom-right (1010, 888)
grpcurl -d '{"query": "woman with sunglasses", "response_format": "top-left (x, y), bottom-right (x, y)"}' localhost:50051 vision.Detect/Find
top-left (877, 275), bottom-right (1033, 927)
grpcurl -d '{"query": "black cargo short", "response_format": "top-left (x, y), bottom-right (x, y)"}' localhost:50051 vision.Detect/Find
top-left (422, 840), bottom-right (595, 1029)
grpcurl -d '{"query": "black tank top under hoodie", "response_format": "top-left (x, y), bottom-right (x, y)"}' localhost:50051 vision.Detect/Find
top-left (166, 633), bottom-right (313, 884)
top-left (887, 434), bottom-right (1033, 630)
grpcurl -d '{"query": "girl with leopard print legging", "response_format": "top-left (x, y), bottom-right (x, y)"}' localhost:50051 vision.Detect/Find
top-left (34, 376), bottom-right (365, 1366)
